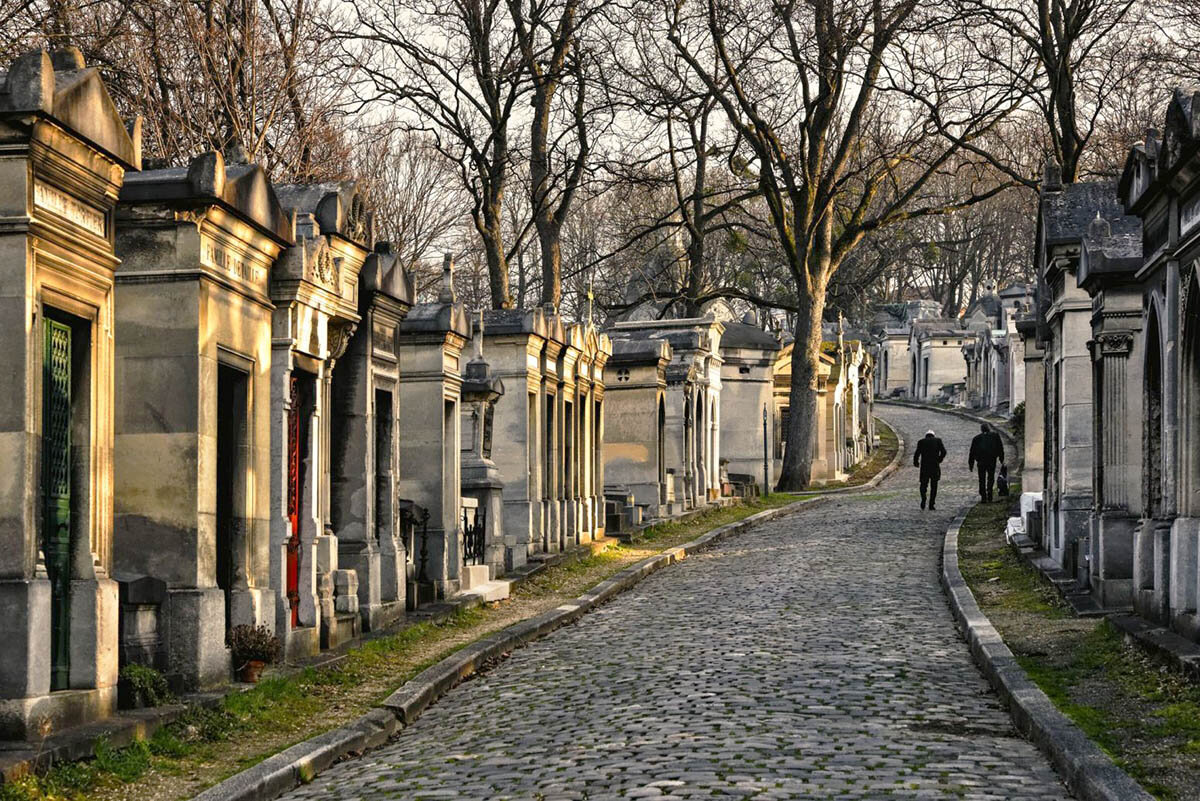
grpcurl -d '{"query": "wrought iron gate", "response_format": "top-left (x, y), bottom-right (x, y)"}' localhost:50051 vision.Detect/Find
top-left (43, 319), bottom-right (72, 690)
top-left (462, 505), bottom-right (486, 566)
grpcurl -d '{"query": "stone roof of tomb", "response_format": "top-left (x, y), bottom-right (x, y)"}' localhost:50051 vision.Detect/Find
top-left (121, 151), bottom-right (294, 244)
top-left (0, 48), bottom-right (140, 169)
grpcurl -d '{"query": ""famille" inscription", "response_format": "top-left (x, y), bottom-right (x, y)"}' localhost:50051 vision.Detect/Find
top-left (33, 182), bottom-right (106, 237)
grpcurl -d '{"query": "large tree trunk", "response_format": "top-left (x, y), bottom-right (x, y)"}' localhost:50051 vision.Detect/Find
top-left (482, 207), bottom-right (512, 309)
top-left (538, 219), bottom-right (562, 308)
top-left (776, 288), bottom-right (826, 491)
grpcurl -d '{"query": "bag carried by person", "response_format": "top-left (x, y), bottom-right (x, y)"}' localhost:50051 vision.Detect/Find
top-left (997, 463), bottom-right (1010, 497)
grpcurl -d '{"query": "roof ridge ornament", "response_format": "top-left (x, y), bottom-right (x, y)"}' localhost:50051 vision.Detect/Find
top-left (439, 253), bottom-right (456, 304)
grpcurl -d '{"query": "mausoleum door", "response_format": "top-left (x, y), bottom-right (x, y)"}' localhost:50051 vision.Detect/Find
top-left (43, 317), bottom-right (73, 691)
top-left (217, 364), bottom-right (250, 633)
top-left (286, 375), bottom-right (310, 627)
top-left (374, 388), bottom-right (393, 543)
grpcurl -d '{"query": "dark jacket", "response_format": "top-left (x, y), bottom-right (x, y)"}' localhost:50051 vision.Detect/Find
top-left (969, 430), bottom-right (1005, 469)
top-left (914, 435), bottom-right (947, 479)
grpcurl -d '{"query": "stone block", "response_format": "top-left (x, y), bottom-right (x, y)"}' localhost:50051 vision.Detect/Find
top-left (69, 577), bottom-right (119, 690)
top-left (0, 579), bottom-right (50, 698)
top-left (164, 588), bottom-right (229, 690)
top-left (460, 564), bottom-right (490, 591)
top-left (1169, 517), bottom-right (1199, 615)
top-left (333, 569), bottom-right (358, 614)
top-left (315, 532), bottom-right (338, 574)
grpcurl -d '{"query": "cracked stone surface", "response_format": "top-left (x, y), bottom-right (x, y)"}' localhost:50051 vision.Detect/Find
top-left (283, 406), bottom-right (1070, 800)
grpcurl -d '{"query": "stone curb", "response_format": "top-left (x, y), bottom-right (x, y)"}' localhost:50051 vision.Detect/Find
top-left (797, 416), bottom-right (906, 495)
top-left (940, 507), bottom-right (1154, 801)
top-left (190, 497), bottom-right (820, 801)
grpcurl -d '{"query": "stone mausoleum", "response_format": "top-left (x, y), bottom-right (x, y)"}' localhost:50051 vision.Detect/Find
top-left (0, 49), bottom-right (141, 737)
top-left (112, 151), bottom-right (292, 689)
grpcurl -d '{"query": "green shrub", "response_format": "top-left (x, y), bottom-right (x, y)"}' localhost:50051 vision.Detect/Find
top-left (120, 663), bottom-right (173, 708)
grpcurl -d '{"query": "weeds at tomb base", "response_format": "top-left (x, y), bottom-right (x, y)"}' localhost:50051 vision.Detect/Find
top-left (959, 491), bottom-right (1200, 801)
top-left (0, 493), bottom-right (802, 801)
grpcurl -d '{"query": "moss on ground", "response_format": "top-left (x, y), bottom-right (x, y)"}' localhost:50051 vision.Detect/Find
top-left (2, 493), bottom-right (807, 801)
top-left (958, 496), bottom-right (1200, 800)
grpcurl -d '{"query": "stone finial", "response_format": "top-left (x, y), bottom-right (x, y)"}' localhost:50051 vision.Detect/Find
top-left (473, 309), bottom-right (485, 359)
top-left (1087, 210), bottom-right (1111, 243)
top-left (1145, 127), bottom-right (1160, 156)
top-left (4, 50), bottom-right (54, 113)
top-left (49, 47), bottom-right (84, 71)
top-left (438, 253), bottom-right (456, 303)
top-left (187, 150), bottom-right (226, 196)
top-left (1042, 157), bottom-right (1063, 192)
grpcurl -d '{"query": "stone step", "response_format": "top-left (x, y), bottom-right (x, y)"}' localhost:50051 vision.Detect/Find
top-left (460, 579), bottom-right (511, 603)
top-left (460, 564), bottom-right (491, 591)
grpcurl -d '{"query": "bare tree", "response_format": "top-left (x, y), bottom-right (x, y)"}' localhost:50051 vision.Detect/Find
top-left (957, 0), bottom-right (1150, 183)
top-left (339, 0), bottom-right (525, 308)
top-left (13, 0), bottom-right (354, 180)
top-left (508, 0), bottom-right (606, 308)
top-left (668, 0), bottom-right (1019, 489)
top-left (353, 125), bottom-right (469, 296)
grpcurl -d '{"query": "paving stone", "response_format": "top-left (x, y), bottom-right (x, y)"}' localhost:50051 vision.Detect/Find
top-left (282, 406), bottom-right (1069, 800)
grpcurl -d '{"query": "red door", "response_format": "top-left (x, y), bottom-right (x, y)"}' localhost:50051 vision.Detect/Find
top-left (286, 376), bottom-right (302, 627)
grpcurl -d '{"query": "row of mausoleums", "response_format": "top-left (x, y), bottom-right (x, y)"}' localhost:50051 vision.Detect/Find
top-left (0, 49), bottom-right (622, 739)
top-left (0, 49), bottom-right (877, 742)
top-left (870, 285), bottom-right (1033, 416)
top-left (1010, 89), bottom-right (1200, 648)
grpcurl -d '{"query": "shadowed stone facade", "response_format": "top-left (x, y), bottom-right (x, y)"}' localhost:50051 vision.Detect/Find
top-left (601, 338), bottom-right (671, 520)
top-left (330, 243), bottom-right (415, 632)
top-left (718, 317), bottom-right (780, 491)
top-left (0, 49), bottom-right (140, 738)
top-left (270, 182), bottom-right (367, 657)
top-left (112, 151), bottom-right (291, 689)
top-left (395, 259), bottom-right (471, 602)
top-left (608, 318), bottom-right (723, 511)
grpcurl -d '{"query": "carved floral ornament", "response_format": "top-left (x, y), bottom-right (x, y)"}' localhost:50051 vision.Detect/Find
top-left (346, 193), bottom-right (369, 243)
top-left (1184, 261), bottom-right (1200, 324)
top-left (328, 320), bottom-right (357, 361)
top-left (1095, 332), bottom-right (1134, 356)
top-left (310, 240), bottom-right (341, 289)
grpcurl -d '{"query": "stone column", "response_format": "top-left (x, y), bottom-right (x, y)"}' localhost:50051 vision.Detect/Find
top-left (1090, 331), bottom-right (1137, 609)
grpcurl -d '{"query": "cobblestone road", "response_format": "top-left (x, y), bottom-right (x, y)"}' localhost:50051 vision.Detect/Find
top-left (284, 406), bottom-right (1070, 800)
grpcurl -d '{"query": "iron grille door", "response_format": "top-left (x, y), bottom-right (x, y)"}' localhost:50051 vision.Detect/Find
top-left (43, 319), bottom-right (72, 690)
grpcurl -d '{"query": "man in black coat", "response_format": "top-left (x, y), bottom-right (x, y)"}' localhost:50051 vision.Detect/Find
top-left (968, 422), bottom-right (1005, 502)
top-left (913, 429), bottom-right (947, 510)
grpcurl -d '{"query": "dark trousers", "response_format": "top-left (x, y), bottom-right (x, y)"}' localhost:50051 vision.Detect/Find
top-left (976, 462), bottom-right (997, 501)
top-left (920, 475), bottom-right (938, 508)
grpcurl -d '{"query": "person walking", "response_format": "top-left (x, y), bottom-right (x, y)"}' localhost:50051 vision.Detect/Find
top-left (913, 429), bottom-right (946, 510)
top-left (968, 422), bottom-right (1006, 502)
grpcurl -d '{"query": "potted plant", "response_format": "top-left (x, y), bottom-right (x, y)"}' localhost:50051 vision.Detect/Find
top-left (229, 624), bottom-right (281, 683)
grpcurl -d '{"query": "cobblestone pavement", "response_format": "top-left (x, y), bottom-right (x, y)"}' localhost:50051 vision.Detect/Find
top-left (284, 406), bottom-right (1070, 800)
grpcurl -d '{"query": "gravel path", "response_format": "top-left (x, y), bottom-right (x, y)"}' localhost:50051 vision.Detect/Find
top-left (282, 406), bottom-right (1070, 800)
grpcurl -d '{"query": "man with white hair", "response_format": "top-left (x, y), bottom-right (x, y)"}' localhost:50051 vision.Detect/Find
top-left (913, 429), bottom-right (947, 510)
